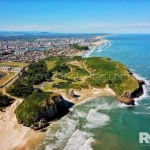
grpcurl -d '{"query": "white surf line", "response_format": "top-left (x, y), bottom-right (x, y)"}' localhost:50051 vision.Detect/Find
top-left (81, 137), bottom-right (94, 150)
top-left (64, 129), bottom-right (93, 150)
top-left (131, 72), bottom-right (150, 105)
top-left (85, 108), bottom-right (110, 128)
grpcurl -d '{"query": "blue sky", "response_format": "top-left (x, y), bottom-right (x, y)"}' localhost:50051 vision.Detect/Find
top-left (0, 0), bottom-right (150, 33)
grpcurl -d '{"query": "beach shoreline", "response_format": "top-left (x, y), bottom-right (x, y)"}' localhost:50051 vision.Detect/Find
top-left (75, 38), bottom-right (107, 57)
top-left (60, 87), bottom-right (115, 105)
top-left (0, 98), bottom-right (46, 150)
top-left (0, 86), bottom-right (115, 150)
top-left (89, 39), bottom-right (107, 50)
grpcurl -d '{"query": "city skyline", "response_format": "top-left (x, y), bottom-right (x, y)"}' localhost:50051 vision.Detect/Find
top-left (0, 0), bottom-right (150, 33)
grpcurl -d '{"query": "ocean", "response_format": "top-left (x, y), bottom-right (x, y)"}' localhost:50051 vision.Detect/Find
top-left (37, 34), bottom-right (150, 150)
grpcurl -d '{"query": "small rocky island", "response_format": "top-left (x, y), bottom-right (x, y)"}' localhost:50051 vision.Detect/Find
top-left (6, 56), bottom-right (144, 130)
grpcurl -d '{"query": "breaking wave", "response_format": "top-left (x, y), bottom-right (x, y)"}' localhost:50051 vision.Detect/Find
top-left (64, 129), bottom-right (93, 150)
top-left (85, 109), bottom-right (110, 128)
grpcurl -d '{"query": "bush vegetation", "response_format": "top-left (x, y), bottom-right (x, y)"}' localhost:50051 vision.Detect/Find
top-left (0, 93), bottom-right (14, 107)
top-left (69, 44), bottom-right (89, 50)
top-left (15, 89), bottom-right (52, 126)
top-left (11, 56), bottom-right (139, 128)
top-left (7, 61), bottom-right (52, 97)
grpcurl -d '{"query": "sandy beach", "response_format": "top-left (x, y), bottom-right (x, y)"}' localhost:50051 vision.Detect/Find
top-left (89, 39), bottom-right (107, 49)
top-left (60, 87), bottom-right (115, 105)
top-left (0, 98), bottom-right (46, 150)
top-left (75, 37), bottom-right (106, 57)
top-left (0, 86), bottom-right (115, 150)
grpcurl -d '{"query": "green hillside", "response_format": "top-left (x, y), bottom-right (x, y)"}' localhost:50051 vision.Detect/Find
top-left (8, 56), bottom-right (139, 129)
top-left (43, 56), bottom-right (139, 95)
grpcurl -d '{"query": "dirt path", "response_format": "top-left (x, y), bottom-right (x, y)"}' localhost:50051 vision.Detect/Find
top-left (0, 73), bottom-right (45, 150)
top-left (83, 60), bottom-right (92, 76)
top-left (64, 63), bottom-right (73, 76)
top-left (82, 60), bottom-right (92, 88)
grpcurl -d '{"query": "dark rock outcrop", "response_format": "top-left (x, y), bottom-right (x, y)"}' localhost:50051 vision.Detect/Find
top-left (69, 89), bottom-right (80, 98)
top-left (117, 80), bottom-right (145, 105)
top-left (42, 94), bottom-right (69, 120)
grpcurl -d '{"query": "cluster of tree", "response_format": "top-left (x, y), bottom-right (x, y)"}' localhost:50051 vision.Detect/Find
top-left (0, 93), bottom-right (14, 107)
top-left (57, 75), bottom-right (74, 82)
top-left (7, 81), bottom-right (34, 97)
top-left (73, 65), bottom-right (89, 76)
top-left (23, 61), bottom-right (53, 85)
top-left (7, 61), bottom-right (53, 97)
top-left (51, 63), bottom-right (70, 75)
top-left (15, 89), bottom-right (52, 126)
top-left (69, 44), bottom-right (89, 50)
top-left (52, 82), bottom-right (72, 89)
top-left (14, 89), bottom-right (68, 129)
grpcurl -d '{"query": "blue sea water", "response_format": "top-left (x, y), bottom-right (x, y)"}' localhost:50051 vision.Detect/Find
top-left (38, 34), bottom-right (150, 150)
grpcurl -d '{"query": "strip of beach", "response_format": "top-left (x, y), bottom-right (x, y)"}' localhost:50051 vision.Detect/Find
top-left (0, 37), bottom-right (111, 150)
top-left (75, 37), bottom-right (107, 56)
top-left (60, 87), bottom-right (115, 105)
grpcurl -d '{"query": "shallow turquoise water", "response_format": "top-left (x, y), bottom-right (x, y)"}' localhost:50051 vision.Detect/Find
top-left (38, 34), bottom-right (150, 150)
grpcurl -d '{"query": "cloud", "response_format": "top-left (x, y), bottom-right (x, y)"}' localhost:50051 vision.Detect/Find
top-left (85, 23), bottom-right (150, 28)
top-left (116, 23), bottom-right (150, 27)
top-left (86, 23), bottom-right (110, 28)
top-left (3, 25), bottom-right (61, 31)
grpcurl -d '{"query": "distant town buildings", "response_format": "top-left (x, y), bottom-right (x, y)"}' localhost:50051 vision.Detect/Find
top-left (0, 66), bottom-right (23, 72)
top-left (0, 36), bottom-right (98, 63)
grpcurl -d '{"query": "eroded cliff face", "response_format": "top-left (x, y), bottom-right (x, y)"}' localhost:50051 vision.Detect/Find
top-left (43, 94), bottom-right (68, 119)
top-left (117, 80), bottom-right (145, 105)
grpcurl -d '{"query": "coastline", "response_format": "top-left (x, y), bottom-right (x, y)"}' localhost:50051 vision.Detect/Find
top-left (60, 87), bottom-right (115, 105)
top-left (88, 39), bottom-right (107, 50)
top-left (75, 38), bottom-right (107, 57)
top-left (0, 98), bottom-right (46, 150)
top-left (0, 38), bottom-right (109, 150)
top-left (0, 87), bottom-right (116, 150)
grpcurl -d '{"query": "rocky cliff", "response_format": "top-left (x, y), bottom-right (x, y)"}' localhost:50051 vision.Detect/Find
top-left (15, 92), bottom-right (69, 130)
top-left (117, 80), bottom-right (145, 105)
top-left (42, 94), bottom-right (69, 119)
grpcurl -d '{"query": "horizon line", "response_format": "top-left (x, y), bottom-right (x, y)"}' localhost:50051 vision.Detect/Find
top-left (0, 31), bottom-right (150, 35)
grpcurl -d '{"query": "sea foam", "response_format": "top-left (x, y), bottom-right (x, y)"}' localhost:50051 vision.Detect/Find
top-left (132, 72), bottom-right (150, 105)
top-left (64, 129), bottom-right (93, 150)
top-left (86, 109), bottom-right (110, 128)
top-left (133, 111), bottom-right (150, 115)
top-left (83, 47), bottom-right (96, 58)
top-left (97, 40), bottom-right (112, 52)
top-left (45, 118), bottom-right (78, 150)
top-left (72, 110), bottom-right (88, 118)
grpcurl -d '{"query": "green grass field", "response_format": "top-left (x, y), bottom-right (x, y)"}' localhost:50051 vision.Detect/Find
top-left (7, 56), bottom-right (139, 96)
top-left (12, 56), bottom-right (140, 127)
top-left (54, 78), bottom-right (67, 84)
top-left (0, 72), bottom-right (17, 86)
top-left (43, 83), bottom-right (53, 92)
top-left (45, 60), bottom-right (57, 70)
top-left (43, 56), bottom-right (139, 95)
top-left (0, 61), bottom-right (28, 67)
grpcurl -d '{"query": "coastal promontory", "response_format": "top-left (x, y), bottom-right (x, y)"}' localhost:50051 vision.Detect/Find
top-left (6, 56), bottom-right (144, 129)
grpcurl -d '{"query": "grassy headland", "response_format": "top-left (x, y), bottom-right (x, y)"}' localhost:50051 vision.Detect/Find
top-left (7, 56), bottom-right (140, 129)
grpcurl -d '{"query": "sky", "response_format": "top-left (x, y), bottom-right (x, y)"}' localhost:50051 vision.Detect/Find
top-left (0, 0), bottom-right (150, 33)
